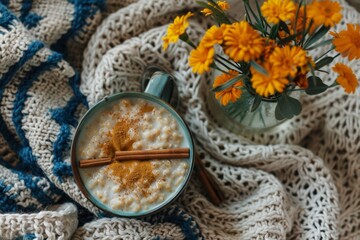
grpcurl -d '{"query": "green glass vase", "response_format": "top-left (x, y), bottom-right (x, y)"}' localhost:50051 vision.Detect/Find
top-left (205, 70), bottom-right (299, 134)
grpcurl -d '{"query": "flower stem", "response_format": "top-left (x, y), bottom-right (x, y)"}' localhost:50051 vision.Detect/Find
top-left (315, 46), bottom-right (335, 61)
top-left (211, 63), bottom-right (228, 74)
top-left (216, 54), bottom-right (242, 71)
top-left (214, 57), bottom-right (239, 72)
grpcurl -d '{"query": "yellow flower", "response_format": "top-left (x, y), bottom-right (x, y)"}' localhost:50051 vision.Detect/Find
top-left (332, 24), bottom-right (360, 60)
top-left (330, 31), bottom-right (339, 38)
top-left (213, 70), bottom-right (243, 106)
top-left (261, 0), bottom-right (296, 24)
top-left (188, 44), bottom-right (215, 74)
top-left (333, 63), bottom-right (358, 93)
top-left (223, 21), bottom-right (264, 62)
top-left (200, 25), bottom-right (226, 47)
top-left (251, 62), bottom-right (289, 97)
top-left (217, 1), bottom-right (230, 10)
top-left (201, 1), bottom-right (230, 16)
top-left (162, 36), bottom-right (170, 51)
top-left (201, 8), bottom-right (212, 16)
top-left (269, 45), bottom-right (308, 78)
top-left (162, 12), bottom-right (193, 50)
top-left (307, 0), bottom-right (342, 28)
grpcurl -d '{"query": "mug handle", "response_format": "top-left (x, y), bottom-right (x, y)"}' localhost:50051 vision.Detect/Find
top-left (142, 66), bottom-right (179, 109)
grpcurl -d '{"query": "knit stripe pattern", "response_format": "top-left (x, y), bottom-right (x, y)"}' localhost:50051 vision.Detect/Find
top-left (0, 0), bottom-right (100, 239)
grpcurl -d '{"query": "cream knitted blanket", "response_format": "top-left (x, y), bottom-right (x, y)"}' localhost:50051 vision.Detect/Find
top-left (0, 0), bottom-right (359, 239)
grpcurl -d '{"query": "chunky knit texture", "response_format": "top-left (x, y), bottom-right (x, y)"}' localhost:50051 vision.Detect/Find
top-left (0, 0), bottom-right (359, 239)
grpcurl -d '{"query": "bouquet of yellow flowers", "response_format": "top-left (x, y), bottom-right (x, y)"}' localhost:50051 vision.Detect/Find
top-left (162, 0), bottom-right (360, 121)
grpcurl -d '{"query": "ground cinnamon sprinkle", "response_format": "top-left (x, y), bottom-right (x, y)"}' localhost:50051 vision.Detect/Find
top-left (139, 103), bottom-right (154, 114)
top-left (111, 119), bottom-right (136, 151)
top-left (107, 160), bottom-right (156, 196)
top-left (102, 100), bottom-right (158, 196)
top-left (99, 140), bottom-right (115, 157)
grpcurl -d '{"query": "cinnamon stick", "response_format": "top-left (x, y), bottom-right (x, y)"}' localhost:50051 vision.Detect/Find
top-left (79, 149), bottom-right (190, 168)
top-left (195, 155), bottom-right (225, 205)
top-left (115, 153), bottom-right (189, 161)
top-left (115, 148), bottom-right (189, 156)
top-left (79, 158), bottom-right (112, 168)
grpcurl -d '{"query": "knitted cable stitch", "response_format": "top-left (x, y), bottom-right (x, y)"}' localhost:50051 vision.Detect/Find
top-left (0, 0), bottom-right (359, 239)
top-left (80, 0), bottom-right (358, 239)
top-left (0, 203), bottom-right (78, 239)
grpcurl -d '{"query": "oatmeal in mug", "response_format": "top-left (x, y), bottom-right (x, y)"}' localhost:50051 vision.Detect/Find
top-left (73, 95), bottom-right (193, 215)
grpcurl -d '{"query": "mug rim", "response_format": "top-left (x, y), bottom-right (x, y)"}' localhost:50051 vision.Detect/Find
top-left (71, 92), bottom-right (195, 218)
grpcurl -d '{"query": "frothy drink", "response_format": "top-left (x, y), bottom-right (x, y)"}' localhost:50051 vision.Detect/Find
top-left (77, 98), bottom-right (189, 213)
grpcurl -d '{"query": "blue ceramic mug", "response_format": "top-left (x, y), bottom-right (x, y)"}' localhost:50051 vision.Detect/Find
top-left (71, 67), bottom-right (195, 217)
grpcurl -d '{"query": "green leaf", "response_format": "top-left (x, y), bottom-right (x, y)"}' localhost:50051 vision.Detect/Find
top-left (179, 33), bottom-right (196, 48)
top-left (269, 24), bottom-right (279, 40)
top-left (305, 76), bottom-right (329, 95)
top-left (251, 94), bottom-right (262, 112)
top-left (276, 94), bottom-right (302, 119)
top-left (250, 61), bottom-right (268, 76)
top-left (306, 39), bottom-right (333, 50)
top-left (304, 26), bottom-right (330, 48)
top-left (275, 104), bottom-right (286, 120)
top-left (243, 1), bottom-right (253, 24)
top-left (252, 23), bottom-right (265, 32)
top-left (212, 75), bottom-right (244, 92)
top-left (254, 0), bottom-right (269, 28)
top-left (315, 56), bottom-right (333, 70)
top-left (244, 1), bottom-right (263, 29)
